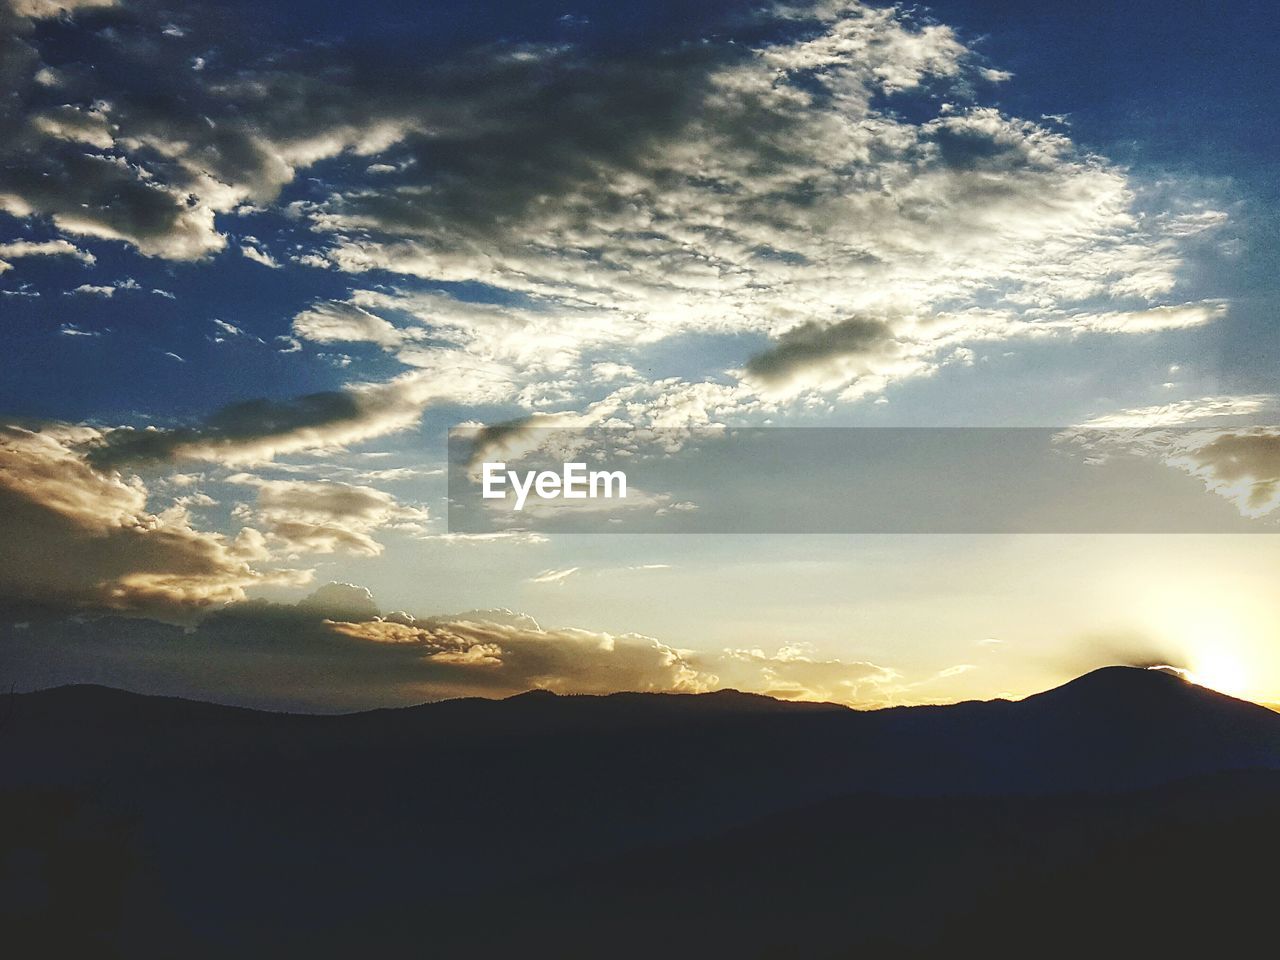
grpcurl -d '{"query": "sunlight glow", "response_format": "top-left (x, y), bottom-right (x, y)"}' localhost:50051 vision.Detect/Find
top-left (1187, 650), bottom-right (1250, 698)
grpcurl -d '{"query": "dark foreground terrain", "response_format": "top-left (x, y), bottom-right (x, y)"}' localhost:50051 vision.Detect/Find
top-left (3, 666), bottom-right (1280, 957)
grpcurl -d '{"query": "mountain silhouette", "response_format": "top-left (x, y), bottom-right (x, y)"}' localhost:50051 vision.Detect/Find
top-left (2, 667), bottom-right (1278, 957)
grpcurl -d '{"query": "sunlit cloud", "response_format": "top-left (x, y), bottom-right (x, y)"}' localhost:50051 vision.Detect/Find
top-left (0, 424), bottom-right (307, 616)
top-left (226, 473), bottom-right (431, 557)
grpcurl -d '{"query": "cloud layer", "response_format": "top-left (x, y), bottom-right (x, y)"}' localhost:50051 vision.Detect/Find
top-left (2, 0), bottom-right (1230, 434)
top-left (0, 0), bottom-right (1257, 685)
top-left (1, 582), bottom-right (922, 711)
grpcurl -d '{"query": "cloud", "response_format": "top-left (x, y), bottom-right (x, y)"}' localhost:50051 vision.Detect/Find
top-left (717, 644), bottom-right (903, 703)
top-left (1061, 401), bottom-right (1280, 519)
top-left (0, 423), bottom-right (304, 617)
top-left (1077, 395), bottom-right (1275, 429)
top-left (1, 0), bottom-right (410, 260)
top-left (326, 615), bottom-right (711, 699)
top-left (290, 20), bottom-right (1218, 407)
top-left (421, 530), bottom-right (549, 545)
top-left (291, 300), bottom-right (421, 351)
top-left (3, 151), bottom-right (227, 260)
top-left (68, 283), bottom-right (116, 297)
top-left (591, 362), bottom-right (639, 384)
top-left (227, 472), bottom-right (430, 556)
top-left (1055, 301), bottom-right (1227, 335)
top-left (0, 592), bottom-right (712, 710)
top-left (7, 0), bottom-right (117, 18)
top-left (65, 278), bottom-right (145, 297)
top-left (296, 581), bottom-right (379, 621)
top-left (0, 1), bottom-right (1229, 424)
top-left (743, 316), bottom-right (896, 394)
top-left (458, 410), bottom-right (601, 471)
top-left (291, 288), bottom-right (623, 377)
top-left (1165, 430), bottom-right (1280, 518)
top-left (239, 239), bottom-right (281, 269)
top-left (0, 238), bottom-right (95, 274)
top-left (0, 584), bottom-right (917, 711)
top-left (525, 567), bottom-right (579, 585)
top-left (86, 369), bottom-right (506, 468)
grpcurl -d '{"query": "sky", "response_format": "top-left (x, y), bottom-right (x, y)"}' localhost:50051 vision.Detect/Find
top-left (2, 0), bottom-right (1279, 711)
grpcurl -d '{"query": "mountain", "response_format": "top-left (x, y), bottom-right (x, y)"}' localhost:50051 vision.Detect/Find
top-left (2, 667), bottom-right (1279, 957)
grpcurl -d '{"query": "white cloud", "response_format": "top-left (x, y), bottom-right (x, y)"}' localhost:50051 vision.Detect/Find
top-left (1078, 395), bottom-right (1275, 429)
top-left (0, 238), bottom-right (95, 275)
top-left (526, 566), bottom-right (579, 585)
top-left (68, 283), bottom-right (116, 297)
top-left (66, 278), bottom-right (144, 298)
top-left (239, 239), bottom-right (281, 268)
top-left (8, 0), bottom-right (117, 19)
top-left (292, 299), bottom-right (422, 351)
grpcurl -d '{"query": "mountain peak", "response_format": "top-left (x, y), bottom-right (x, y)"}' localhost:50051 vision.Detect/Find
top-left (1028, 664), bottom-right (1200, 704)
top-left (1066, 664), bottom-right (1189, 688)
top-left (1020, 663), bottom-right (1279, 732)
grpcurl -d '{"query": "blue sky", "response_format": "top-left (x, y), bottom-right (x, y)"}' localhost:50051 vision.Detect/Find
top-left (2, 0), bottom-right (1279, 709)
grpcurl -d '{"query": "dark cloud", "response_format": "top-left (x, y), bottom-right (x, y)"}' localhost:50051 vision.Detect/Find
top-left (459, 413), bottom-right (579, 470)
top-left (0, 588), bottom-right (709, 710)
top-left (1176, 431), bottom-right (1280, 517)
top-left (744, 316), bottom-right (895, 387)
top-left (1, 0), bottom-right (419, 256)
top-left (0, 0), bottom-right (744, 262)
top-left (315, 42), bottom-right (730, 241)
top-left (88, 392), bottom-right (363, 467)
top-left (1061, 423), bottom-right (1280, 520)
top-left (85, 377), bottom-right (446, 467)
top-left (0, 579), bottom-right (905, 711)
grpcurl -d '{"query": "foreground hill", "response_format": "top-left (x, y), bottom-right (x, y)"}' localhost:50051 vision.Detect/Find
top-left (2, 667), bottom-right (1279, 956)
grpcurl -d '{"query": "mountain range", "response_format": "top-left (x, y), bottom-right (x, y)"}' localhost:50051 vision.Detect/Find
top-left (3, 666), bottom-right (1279, 957)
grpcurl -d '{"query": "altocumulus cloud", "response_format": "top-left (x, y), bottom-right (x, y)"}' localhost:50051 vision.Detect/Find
top-left (0, 0), bottom-right (1254, 647)
top-left (0, 0), bottom-right (1233, 439)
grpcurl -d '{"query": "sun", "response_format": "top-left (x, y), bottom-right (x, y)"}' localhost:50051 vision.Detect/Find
top-left (1186, 651), bottom-right (1251, 698)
